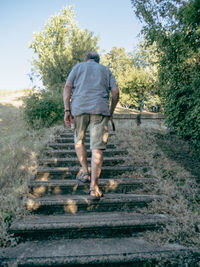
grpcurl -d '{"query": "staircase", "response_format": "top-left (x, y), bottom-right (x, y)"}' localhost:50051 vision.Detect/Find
top-left (0, 129), bottom-right (197, 266)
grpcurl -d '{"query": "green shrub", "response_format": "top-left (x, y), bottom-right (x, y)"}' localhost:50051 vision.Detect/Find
top-left (23, 90), bottom-right (64, 129)
top-left (162, 58), bottom-right (200, 151)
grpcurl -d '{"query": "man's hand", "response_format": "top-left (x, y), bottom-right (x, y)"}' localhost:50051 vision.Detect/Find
top-left (110, 86), bottom-right (119, 116)
top-left (64, 111), bottom-right (73, 128)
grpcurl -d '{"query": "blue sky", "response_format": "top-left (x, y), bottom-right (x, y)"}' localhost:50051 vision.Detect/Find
top-left (0, 0), bottom-right (142, 90)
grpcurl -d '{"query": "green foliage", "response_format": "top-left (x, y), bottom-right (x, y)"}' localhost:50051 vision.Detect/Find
top-left (131, 0), bottom-right (200, 150)
top-left (26, 6), bottom-right (99, 128)
top-left (23, 90), bottom-right (64, 128)
top-left (29, 6), bottom-right (99, 93)
top-left (102, 45), bottom-right (161, 111)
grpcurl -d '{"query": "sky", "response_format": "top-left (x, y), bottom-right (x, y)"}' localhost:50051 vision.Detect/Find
top-left (0, 0), bottom-right (142, 90)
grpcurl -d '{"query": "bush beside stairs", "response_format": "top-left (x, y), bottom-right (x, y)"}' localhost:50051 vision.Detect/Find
top-left (0, 129), bottom-right (198, 266)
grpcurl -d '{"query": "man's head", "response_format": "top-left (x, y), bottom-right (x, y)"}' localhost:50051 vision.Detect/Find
top-left (85, 51), bottom-right (100, 63)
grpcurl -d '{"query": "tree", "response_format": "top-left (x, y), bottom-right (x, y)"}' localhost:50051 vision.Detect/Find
top-left (102, 45), bottom-right (160, 111)
top-left (29, 6), bottom-right (99, 93)
top-left (24, 6), bottom-right (99, 128)
top-left (131, 0), bottom-right (200, 150)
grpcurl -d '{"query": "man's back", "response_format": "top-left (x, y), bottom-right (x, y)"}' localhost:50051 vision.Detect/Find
top-left (67, 59), bottom-right (117, 116)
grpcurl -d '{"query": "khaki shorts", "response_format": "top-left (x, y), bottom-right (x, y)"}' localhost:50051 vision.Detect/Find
top-left (73, 114), bottom-right (109, 150)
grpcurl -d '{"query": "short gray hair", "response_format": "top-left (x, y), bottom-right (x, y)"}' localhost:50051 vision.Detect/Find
top-left (85, 51), bottom-right (100, 63)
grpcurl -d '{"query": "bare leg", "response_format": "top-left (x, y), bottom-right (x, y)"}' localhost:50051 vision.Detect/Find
top-left (90, 149), bottom-right (103, 195)
top-left (75, 143), bottom-right (88, 173)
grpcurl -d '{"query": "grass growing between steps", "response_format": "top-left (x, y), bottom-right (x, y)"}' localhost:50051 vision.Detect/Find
top-left (0, 91), bottom-right (63, 247)
top-left (114, 128), bottom-right (200, 249)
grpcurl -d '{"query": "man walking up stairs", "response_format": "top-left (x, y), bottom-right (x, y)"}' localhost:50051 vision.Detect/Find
top-left (63, 51), bottom-right (119, 199)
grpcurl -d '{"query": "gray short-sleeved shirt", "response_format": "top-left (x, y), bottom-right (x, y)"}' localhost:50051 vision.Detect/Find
top-left (67, 59), bottom-right (117, 117)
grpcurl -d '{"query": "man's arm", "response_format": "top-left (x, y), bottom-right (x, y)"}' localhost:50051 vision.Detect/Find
top-left (63, 81), bottom-right (73, 127)
top-left (110, 86), bottom-right (119, 118)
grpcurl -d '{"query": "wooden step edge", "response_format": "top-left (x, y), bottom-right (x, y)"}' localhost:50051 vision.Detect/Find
top-left (9, 215), bottom-right (169, 240)
top-left (36, 166), bottom-right (144, 173)
top-left (24, 193), bottom-right (162, 204)
top-left (47, 143), bottom-right (117, 147)
top-left (0, 237), bottom-right (195, 267)
top-left (43, 148), bottom-right (127, 153)
top-left (29, 178), bottom-right (155, 186)
top-left (38, 157), bottom-right (126, 163)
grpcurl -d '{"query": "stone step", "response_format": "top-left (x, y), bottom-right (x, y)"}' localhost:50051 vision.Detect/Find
top-left (47, 142), bottom-right (116, 150)
top-left (35, 166), bottom-right (147, 180)
top-left (38, 157), bottom-right (126, 167)
top-left (29, 178), bottom-right (154, 197)
top-left (43, 148), bottom-right (128, 158)
top-left (0, 237), bottom-right (193, 267)
top-left (25, 193), bottom-right (161, 214)
top-left (9, 212), bottom-right (169, 240)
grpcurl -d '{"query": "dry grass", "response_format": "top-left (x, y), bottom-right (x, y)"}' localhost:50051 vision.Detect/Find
top-left (0, 89), bottom-right (32, 97)
top-left (1, 91), bottom-right (199, 254)
top-left (115, 127), bottom-right (200, 249)
top-left (0, 91), bottom-right (61, 247)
